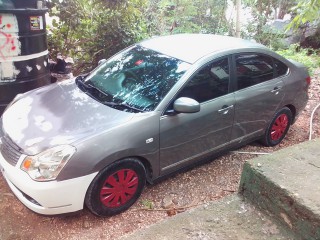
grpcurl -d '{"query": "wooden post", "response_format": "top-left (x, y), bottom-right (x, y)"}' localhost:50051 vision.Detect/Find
top-left (236, 0), bottom-right (241, 38)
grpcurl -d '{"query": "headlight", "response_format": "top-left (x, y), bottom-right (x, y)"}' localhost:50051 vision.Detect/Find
top-left (21, 145), bottom-right (76, 181)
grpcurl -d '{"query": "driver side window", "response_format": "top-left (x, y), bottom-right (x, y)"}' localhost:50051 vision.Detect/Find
top-left (177, 57), bottom-right (230, 103)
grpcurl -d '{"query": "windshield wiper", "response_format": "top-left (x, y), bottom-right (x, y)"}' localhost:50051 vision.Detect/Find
top-left (76, 76), bottom-right (94, 93)
top-left (103, 101), bottom-right (144, 113)
top-left (75, 75), bottom-right (87, 89)
top-left (76, 76), bottom-right (109, 99)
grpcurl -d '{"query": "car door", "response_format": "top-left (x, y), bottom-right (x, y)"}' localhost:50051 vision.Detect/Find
top-left (231, 53), bottom-right (285, 142)
top-left (159, 57), bottom-right (235, 174)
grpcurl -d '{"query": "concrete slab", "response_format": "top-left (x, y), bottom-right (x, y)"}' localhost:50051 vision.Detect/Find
top-left (121, 139), bottom-right (320, 240)
top-left (120, 194), bottom-right (295, 240)
top-left (239, 138), bottom-right (320, 240)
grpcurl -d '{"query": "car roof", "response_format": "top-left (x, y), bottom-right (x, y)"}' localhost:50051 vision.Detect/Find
top-left (138, 34), bottom-right (268, 64)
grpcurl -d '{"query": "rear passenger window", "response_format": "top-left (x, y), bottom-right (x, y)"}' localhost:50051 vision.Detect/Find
top-left (235, 54), bottom-right (274, 90)
top-left (274, 58), bottom-right (289, 77)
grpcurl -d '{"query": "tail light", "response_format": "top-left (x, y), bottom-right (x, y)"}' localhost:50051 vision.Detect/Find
top-left (306, 76), bottom-right (311, 85)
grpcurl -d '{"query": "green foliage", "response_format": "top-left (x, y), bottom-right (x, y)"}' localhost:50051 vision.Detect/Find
top-left (247, 24), bottom-right (288, 50)
top-left (47, 0), bottom-right (233, 74)
top-left (276, 44), bottom-right (320, 74)
top-left (47, 0), bottom-right (148, 74)
top-left (259, 33), bottom-right (288, 50)
top-left (46, 0), bottom-right (320, 75)
top-left (242, 0), bottom-right (296, 41)
top-left (140, 199), bottom-right (154, 209)
top-left (287, 0), bottom-right (320, 30)
top-left (146, 0), bottom-right (229, 35)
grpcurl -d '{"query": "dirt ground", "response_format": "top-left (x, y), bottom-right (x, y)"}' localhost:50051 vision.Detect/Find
top-left (0, 70), bottom-right (319, 240)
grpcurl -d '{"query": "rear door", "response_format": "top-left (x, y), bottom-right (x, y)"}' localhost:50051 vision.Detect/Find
top-left (231, 53), bottom-right (285, 142)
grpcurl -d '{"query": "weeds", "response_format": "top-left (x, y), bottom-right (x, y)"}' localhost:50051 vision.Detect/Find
top-left (140, 199), bottom-right (154, 209)
top-left (276, 44), bottom-right (320, 75)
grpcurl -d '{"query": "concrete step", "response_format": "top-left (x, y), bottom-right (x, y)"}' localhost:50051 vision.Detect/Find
top-left (120, 194), bottom-right (295, 240)
top-left (121, 139), bottom-right (320, 240)
top-left (239, 138), bottom-right (320, 240)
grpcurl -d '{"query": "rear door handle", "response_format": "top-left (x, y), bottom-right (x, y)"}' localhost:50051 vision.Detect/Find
top-left (218, 105), bottom-right (234, 114)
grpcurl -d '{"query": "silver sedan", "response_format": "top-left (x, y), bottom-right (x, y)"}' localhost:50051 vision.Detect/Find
top-left (0, 34), bottom-right (310, 216)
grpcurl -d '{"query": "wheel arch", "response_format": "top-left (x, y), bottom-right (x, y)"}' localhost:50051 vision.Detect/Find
top-left (129, 156), bottom-right (153, 184)
top-left (284, 104), bottom-right (296, 124)
top-left (94, 155), bottom-right (154, 184)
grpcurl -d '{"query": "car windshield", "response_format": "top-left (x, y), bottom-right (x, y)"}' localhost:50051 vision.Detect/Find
top-left (79, 45), bottom-right (190, 112)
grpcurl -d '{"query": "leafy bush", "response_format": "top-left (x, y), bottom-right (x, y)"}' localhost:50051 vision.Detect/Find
top-left (47, 0), bottom-right (148, 74)
top-left (276, 44), bottom-right (320, 75)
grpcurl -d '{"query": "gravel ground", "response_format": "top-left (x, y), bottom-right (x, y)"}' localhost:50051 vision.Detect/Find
top-left (0, 70), bottom-right (319, 240)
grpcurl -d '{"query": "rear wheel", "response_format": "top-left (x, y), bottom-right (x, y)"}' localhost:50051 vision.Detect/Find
top-left (261, 107), bottom-right (292, 147)
top-left (85, 158), bottom-right (146, 216)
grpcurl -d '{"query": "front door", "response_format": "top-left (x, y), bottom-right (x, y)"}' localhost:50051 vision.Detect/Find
top-left (159, 57), bottom-right (235, 174)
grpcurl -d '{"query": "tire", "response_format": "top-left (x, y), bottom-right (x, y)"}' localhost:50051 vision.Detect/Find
top-left (85, 158), bottom-right (146, 217)
top-left (261, 107), bottom-right (293, 147)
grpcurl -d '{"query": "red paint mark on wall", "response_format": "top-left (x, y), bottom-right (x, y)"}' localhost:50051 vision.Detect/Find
top-left (0, 32), bottom-right (16, 60)
top-left (0, 15), bottom-right (17, 60)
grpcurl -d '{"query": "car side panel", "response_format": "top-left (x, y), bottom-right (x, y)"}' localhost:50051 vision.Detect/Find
top-left (231, 78), bottom-right (285, 142)
top-left (280, 65), bottom-right (309, 121)
top-left (57, 112), bottom-right (161, 181)
top-left (159, 93), bottom-right (235, 175)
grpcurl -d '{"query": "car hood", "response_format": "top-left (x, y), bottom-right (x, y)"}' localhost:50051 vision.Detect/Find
top-left (2, 79), bottom-right (134, 155)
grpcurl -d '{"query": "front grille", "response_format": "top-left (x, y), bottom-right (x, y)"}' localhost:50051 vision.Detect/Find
top-left (0, 134), bottom-right (22, 166)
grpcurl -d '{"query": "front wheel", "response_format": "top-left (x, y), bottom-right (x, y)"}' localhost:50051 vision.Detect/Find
top-left (85, 158), bottom-right (146, 216)
top-left (261, 107), bottom-right (293, 147)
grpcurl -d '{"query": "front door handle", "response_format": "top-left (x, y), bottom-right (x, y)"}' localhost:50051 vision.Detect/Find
top-left (218, 105), bottom-right (234, 114)
top-left (271, 86), bottom-right (282, 93)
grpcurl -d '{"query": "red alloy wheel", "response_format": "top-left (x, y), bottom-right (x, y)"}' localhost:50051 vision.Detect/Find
top-left (100, 169), bottom-right (139, 208)
top-left (270, 113), bottom-right (289, 141)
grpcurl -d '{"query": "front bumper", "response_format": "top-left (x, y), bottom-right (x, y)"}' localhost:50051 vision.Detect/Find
top-left (0, 150), bottom-right (98, 215)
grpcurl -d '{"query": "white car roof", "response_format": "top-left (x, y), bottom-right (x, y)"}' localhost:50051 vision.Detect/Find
top-left (139, 34), bottom-right (268, 63)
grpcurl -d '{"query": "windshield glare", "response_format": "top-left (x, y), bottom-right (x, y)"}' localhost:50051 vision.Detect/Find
top-left (84, 46), bottom-right (190, 112)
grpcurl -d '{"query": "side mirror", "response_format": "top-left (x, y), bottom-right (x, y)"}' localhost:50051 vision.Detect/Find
top-left (98, 59), bottom-right (107, 66)
top-left (173, 97), bottom-right (200, 113)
